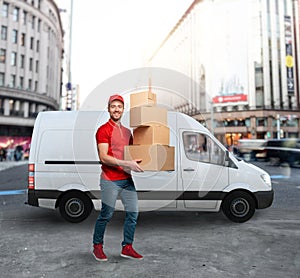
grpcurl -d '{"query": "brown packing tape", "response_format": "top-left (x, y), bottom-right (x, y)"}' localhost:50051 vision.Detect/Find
top-left (124, 145), bottom-right (175, 171)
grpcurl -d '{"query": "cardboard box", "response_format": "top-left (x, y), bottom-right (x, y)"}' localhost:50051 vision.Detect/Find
top-left (130, 106), bottom-right (167, 127)
top-left (133, 125), bottom-right (170, 145)
top-left (130, 91), bottom-right (157, 108)
top-left (124, 145), bottom-right (175, 171)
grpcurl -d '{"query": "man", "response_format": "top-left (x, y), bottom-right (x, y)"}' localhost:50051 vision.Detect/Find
top-left (92, 94), bottom-right (144, 261)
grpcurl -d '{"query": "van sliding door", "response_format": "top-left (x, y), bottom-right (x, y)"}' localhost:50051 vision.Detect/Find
top-left (132, 113), bottom-right (178, 211)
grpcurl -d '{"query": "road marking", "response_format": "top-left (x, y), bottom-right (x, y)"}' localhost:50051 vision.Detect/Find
top-left (0, 189), bottom-right (26, 196)
top-left (270, 175), bottom-right (289, 179)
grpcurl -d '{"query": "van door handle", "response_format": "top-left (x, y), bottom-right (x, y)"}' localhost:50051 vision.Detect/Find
top-left (183, 168), bottom-right (195, 172)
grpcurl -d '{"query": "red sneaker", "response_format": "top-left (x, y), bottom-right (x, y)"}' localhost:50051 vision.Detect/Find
top-left (121, 244), bottom-right (143, 260)
top-left (92, 244), bottom-right (108, 262)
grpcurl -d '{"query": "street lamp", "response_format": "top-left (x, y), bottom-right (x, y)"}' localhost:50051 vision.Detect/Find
top-left (276, 114), bottom-right (280, 139)
top-left (66, 0), bottom-right (74, 111)
top-left (210, 99), bottom-right (214, 136)
top-left (58, 0), bottom-right (74, 110)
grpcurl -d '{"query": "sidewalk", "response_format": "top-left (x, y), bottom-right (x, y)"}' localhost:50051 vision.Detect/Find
top-left (0, 160), bottom-right (28, 172)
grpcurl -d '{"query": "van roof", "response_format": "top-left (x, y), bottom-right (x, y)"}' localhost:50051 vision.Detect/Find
top-left (33, 111), bottom-right (210, 138)
top-left (36, 111), bottom-right (109, 130)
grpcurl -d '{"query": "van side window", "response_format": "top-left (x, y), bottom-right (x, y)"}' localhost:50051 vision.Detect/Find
top-left (183, 132), bottom-right (225, 166)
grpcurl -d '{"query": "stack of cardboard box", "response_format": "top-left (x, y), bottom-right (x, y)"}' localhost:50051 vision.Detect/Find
top-left (124, 91), bottom-right (175, 171)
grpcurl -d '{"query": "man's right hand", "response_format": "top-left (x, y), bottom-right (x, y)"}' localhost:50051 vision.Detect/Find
top-left (124, 160), bottom-right (144, 172)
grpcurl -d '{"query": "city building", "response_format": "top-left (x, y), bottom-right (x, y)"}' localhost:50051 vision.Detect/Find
top-left (148, 0), bottom-right (300, 146)
top-left (0, 0), bottom-right (64, 154)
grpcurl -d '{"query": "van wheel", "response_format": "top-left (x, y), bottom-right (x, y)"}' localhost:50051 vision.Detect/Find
top-left (221, 191), bottom-right (256, 223)
top-left (59, 192), bottom-right (92, 223)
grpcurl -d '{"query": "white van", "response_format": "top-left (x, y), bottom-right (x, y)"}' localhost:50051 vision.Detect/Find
top-left (27, 111), bottom-right (273, 223)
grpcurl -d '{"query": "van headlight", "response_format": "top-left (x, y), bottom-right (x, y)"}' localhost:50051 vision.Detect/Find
top-left (261, 174), bottom-right (272, 187)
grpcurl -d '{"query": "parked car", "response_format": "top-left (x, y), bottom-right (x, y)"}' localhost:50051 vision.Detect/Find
top-left (265, 138), bottom-right (300, 167)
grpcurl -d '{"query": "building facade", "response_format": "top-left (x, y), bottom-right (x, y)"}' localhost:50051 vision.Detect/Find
top-left (148, 0), bottom-right (300, 146)
top-left (0, 0), bottom-right (63, 146)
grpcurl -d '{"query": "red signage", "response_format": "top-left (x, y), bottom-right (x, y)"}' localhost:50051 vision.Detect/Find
top-left (212, 94), bottom-right (248, 104)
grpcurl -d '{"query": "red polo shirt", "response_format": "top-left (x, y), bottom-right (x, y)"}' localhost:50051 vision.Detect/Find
top-left (96, 119), bottom-right (133, 181)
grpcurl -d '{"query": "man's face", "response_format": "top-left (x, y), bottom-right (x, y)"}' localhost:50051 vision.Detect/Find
top-left (108, 100), bottom-right (124, 122)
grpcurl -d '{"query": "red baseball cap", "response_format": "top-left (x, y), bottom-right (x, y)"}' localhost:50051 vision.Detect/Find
top-left (108, 94), bottom-right (124, 105)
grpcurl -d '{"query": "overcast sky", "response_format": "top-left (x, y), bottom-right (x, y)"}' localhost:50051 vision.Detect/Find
top-left (55, 0), bottom-right (194, 103)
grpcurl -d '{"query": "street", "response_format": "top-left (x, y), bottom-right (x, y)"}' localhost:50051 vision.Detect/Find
top-left (0, 161), bottom-right (299, 278)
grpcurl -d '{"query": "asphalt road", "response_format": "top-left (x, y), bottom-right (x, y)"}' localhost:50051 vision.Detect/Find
top-left (0, 162), bottom-right (299, 278)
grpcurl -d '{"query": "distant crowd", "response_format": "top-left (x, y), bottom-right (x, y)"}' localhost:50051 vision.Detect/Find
top-left (0, 146), bottom-right (28, 162)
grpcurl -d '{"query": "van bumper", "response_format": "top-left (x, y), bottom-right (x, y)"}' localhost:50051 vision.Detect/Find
top-left (254, 189), bottom-right (274, 209)
top-left (26, 189), bottom-right (39, 207)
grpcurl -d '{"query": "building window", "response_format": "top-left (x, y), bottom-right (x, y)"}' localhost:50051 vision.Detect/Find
top-left (35, 60), bottom-right (39, 73)
top-left (32, 15), bottom-right (35, 29)
top-left (38, 0), bottom-right (41, 9)
top-left (20, 54), bottom-right (25, 68)
top-left (21, 33), bottom-right (26, 46)
top-left (1, 26), bottom-right (7, 40)
top-left (28, 79), bottom-right (32, 90)
top-left (2, 2), bottom-right (9, 17)
top-left (29, 58), bottom-right (33, 71)
top-left (284, 0), bottom-right (287, 14)
top-left (0, 49), bottom-right (6, 63)
top-left (30, 37), bottom-right (34, 49)
top-left (12, 29), bottom-right (18, 43)
top-left (38, 19), bottom-right (41, 32)
top-left (0, 72), bottom-right (4, 86)
top-left (257, 118), bottom-right (266, 127)
top-left (11, 52), bottom-right (17, 66)
top-left (20, 76), bottom-right (24, 89)
top-left (8, 99), bottom-right (14, 113)
top-left (36, 40), bottom-right (40, 52)
top-left (34, 80), bottom-right (38, 91)
top-left (13, 7), bottom-right (19, 21)
top-left (22, 10), bottom-right (27, 25)
top-left (10, 74), bottom-right (16, 88)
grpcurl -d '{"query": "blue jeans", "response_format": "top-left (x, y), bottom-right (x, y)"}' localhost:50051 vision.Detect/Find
top-left (93, 178), bottom-right (139, 246)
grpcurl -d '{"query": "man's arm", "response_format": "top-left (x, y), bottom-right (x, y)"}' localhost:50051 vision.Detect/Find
top-left (98, 143), bottom-right (143, 172)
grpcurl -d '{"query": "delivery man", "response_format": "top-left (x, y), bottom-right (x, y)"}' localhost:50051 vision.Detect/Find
top-left (92, 94), bottom-right (144, 261)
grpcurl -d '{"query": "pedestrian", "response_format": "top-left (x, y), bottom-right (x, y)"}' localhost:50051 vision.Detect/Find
top-left (0, 148), bottom-right (4, 161)
top-left (92, 94), bottom-right (144, 262)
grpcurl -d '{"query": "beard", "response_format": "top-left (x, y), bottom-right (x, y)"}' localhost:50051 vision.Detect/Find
top-left (110, 112), bottom-right (122, 122)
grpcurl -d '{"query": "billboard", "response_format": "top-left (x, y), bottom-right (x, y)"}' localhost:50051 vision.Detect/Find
top-left (284, 15), bottom-right (295, 96)
top-left (212, 94), bottom-right (247, 104)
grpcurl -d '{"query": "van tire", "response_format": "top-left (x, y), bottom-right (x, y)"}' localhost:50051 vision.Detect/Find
top-left (59, 191), bottom-right (92, 223)
top-left (221, 191), bottom-right (256, 223)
